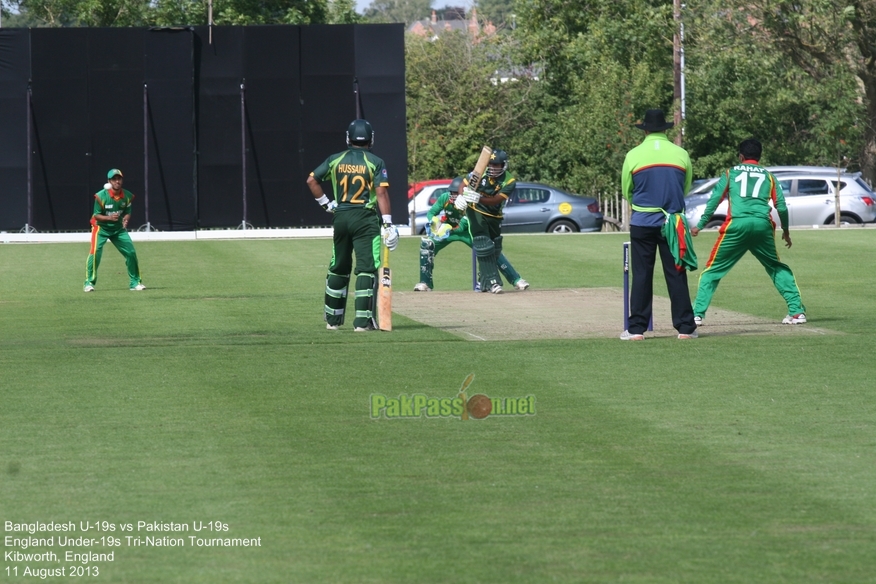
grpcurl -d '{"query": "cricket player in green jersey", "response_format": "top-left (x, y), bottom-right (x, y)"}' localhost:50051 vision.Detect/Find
top-left (83, 169), bottom-right (145, 292)
top-left (415, 176), bottom-right (529, 291)
top-left (454, 149), bottom-right (517, 294)
top-left (307, 119), bottom-right (398, 331)
top-left (691, 138), bottom-right (806, 325)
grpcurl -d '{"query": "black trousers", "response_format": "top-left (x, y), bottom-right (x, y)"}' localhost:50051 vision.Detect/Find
top-left (629, 225), bottom-right (696, 335)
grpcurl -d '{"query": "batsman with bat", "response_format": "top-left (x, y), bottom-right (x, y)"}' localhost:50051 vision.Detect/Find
top-left (83, 168), bottom-right (145, 292)
top-left (307, 119), bottom-right (398, 331)
top-left (455, 148), bottom-right (517, 294)
top-left (415, 176), bottom-right (529, 292)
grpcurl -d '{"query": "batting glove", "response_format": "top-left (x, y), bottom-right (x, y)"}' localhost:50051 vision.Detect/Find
top-left (461, 187), bottom-right (481, 204)
top-left (315, 194), bottom-right (337, 213)
top-left (382, 217), bottom-right (399, 251)
top-left (454, 196), bottom-right (468, 211)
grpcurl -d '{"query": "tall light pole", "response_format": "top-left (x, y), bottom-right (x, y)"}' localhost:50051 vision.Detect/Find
top-left (673, 0), bottom-right (685, 146)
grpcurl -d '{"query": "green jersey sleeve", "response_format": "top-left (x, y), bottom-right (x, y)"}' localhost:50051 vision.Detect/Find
top-left (697, 171), bottom-right (729, 230)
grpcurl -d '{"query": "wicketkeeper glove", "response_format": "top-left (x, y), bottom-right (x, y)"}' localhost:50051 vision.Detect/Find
top-left (382, 215), bottom-right (399, 251)
top-left (315, 194), bottom-right (337, 213)
top-left (429, 217), bottom-right (451, 241)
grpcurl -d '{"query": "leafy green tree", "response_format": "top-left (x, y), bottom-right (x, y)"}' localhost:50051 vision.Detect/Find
top-left (713, 0), bottom-right (876, 179)
top-left (515, 0), bottom-right (674, 96)
top-left (509, 58), bottom-right (671, 195)
top-left (405, 30), bottom-right (538, 180)
top-left (150, 0), bottom-right (327, 25)
top-left (683, 0), bottom-right (865, 178)
top-left (475, 0), bottom-right (515, 27)
top-left (11, 0), bottom-right (330, 26)
top-left (362, 0), bottom-right (431, 25)
top-left (500, 0), bottom-right (676, 195)
top-left (326, 0), bottom-right (360, 24)
top-left (11, 0), bottom-right (150, 26)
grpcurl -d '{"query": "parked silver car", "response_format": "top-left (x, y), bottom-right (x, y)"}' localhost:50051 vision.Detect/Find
top-left (685, 168), bottom-right (876, 228)
top-left (413, 182), bottom-right (604, 234)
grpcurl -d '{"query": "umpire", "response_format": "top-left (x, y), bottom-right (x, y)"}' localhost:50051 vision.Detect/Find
top-left (620, 109), bottom-right (698, 340)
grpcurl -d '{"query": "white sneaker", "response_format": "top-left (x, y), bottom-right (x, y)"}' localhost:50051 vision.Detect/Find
top-left (514, 279), bottom-right (530, 290)
top-left (489, 283), bottom-right (503, 294)
top-left (130, 284), bottom-right (146, 291)
top-left (694, 316), bottom-right (702, 326)
top-left (620, 330), bottom-right (645, 341)
top-left (326, 323), bottom-right (339, 330)
top-left (83, 285), bottom-right (95, 292)
top-left (413, 283), bottom-right (431, 292)
top-left (782, 313), bottom-right (806, 324)
top-left (678, 331), bottom-right (699, 339)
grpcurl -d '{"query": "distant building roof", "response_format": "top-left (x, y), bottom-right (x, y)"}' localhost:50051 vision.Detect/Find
top-left (408, 9), bottom-right (493, 38)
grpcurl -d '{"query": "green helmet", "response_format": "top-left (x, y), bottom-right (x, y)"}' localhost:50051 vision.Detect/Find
top-left (346, 119), bottom-right (374, 148)
top-left (487, 149), bottom-right (508, 177)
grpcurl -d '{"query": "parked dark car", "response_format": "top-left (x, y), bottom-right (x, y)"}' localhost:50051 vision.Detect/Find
top-left (413, 181), bottom-right (603, 234)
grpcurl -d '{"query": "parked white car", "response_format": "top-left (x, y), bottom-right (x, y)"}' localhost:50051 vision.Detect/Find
top-left (407, 180), bottom-right (452, 215)
top-left (685, 168), bottom-right (876, 228)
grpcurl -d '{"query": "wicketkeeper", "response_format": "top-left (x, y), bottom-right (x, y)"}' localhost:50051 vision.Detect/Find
top-left (416, 176), bottom-right (528, 291)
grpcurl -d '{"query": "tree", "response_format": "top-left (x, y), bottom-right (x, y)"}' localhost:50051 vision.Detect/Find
top-left (499, 0), bottom-right (676, 195)
top-left (683, 5), bottom-right (864, 178)
top-left (11, 0), bottom-right (330, 27)
top-left (405, 30), bottom-right (538, 180)
top-left (716, 0), bottom-right (876, 180)
top-left (361, 0), bottom-right (431, 26)
top-left (475, 0), bottom-right (515, 27)
top-left (150, 0), bottom-right (327, 25)
top-left (326, 0), bottom-right (360, 24)
top-left (11, 0), bottom-right (150, 26)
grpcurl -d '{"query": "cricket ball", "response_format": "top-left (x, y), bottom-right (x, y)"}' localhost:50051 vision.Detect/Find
top-left (467, 394), bottom-right (492, 419)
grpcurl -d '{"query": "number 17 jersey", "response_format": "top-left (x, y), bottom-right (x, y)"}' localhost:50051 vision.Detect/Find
top-left (310, 148), bottom-right (390, 212)
top-left (700, 161), bottom-right (789, 229)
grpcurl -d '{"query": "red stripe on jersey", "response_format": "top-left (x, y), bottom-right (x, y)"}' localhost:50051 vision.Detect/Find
top-left (631, 163), bottom-right (687, 175)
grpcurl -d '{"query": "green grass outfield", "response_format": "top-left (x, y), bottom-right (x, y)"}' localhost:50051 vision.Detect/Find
top-left (1, 229), bottom-right (874, 583)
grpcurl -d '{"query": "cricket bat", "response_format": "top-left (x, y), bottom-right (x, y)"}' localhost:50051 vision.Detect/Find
top-left (378, 245), bottom-right (392, 331)
top-left (468, 146), bottom-right (493, 189)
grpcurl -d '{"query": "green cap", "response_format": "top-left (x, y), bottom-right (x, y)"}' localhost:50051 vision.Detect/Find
top-left (107, 169), bottom-right (123, 179)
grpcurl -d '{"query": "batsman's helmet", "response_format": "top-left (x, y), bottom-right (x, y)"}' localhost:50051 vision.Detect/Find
top-left (346, 119), bottom-right (374, 148)
top-left (448, 176), bottom-right (465, 197)
top-left (487, 149), bottom-right (508, 177)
